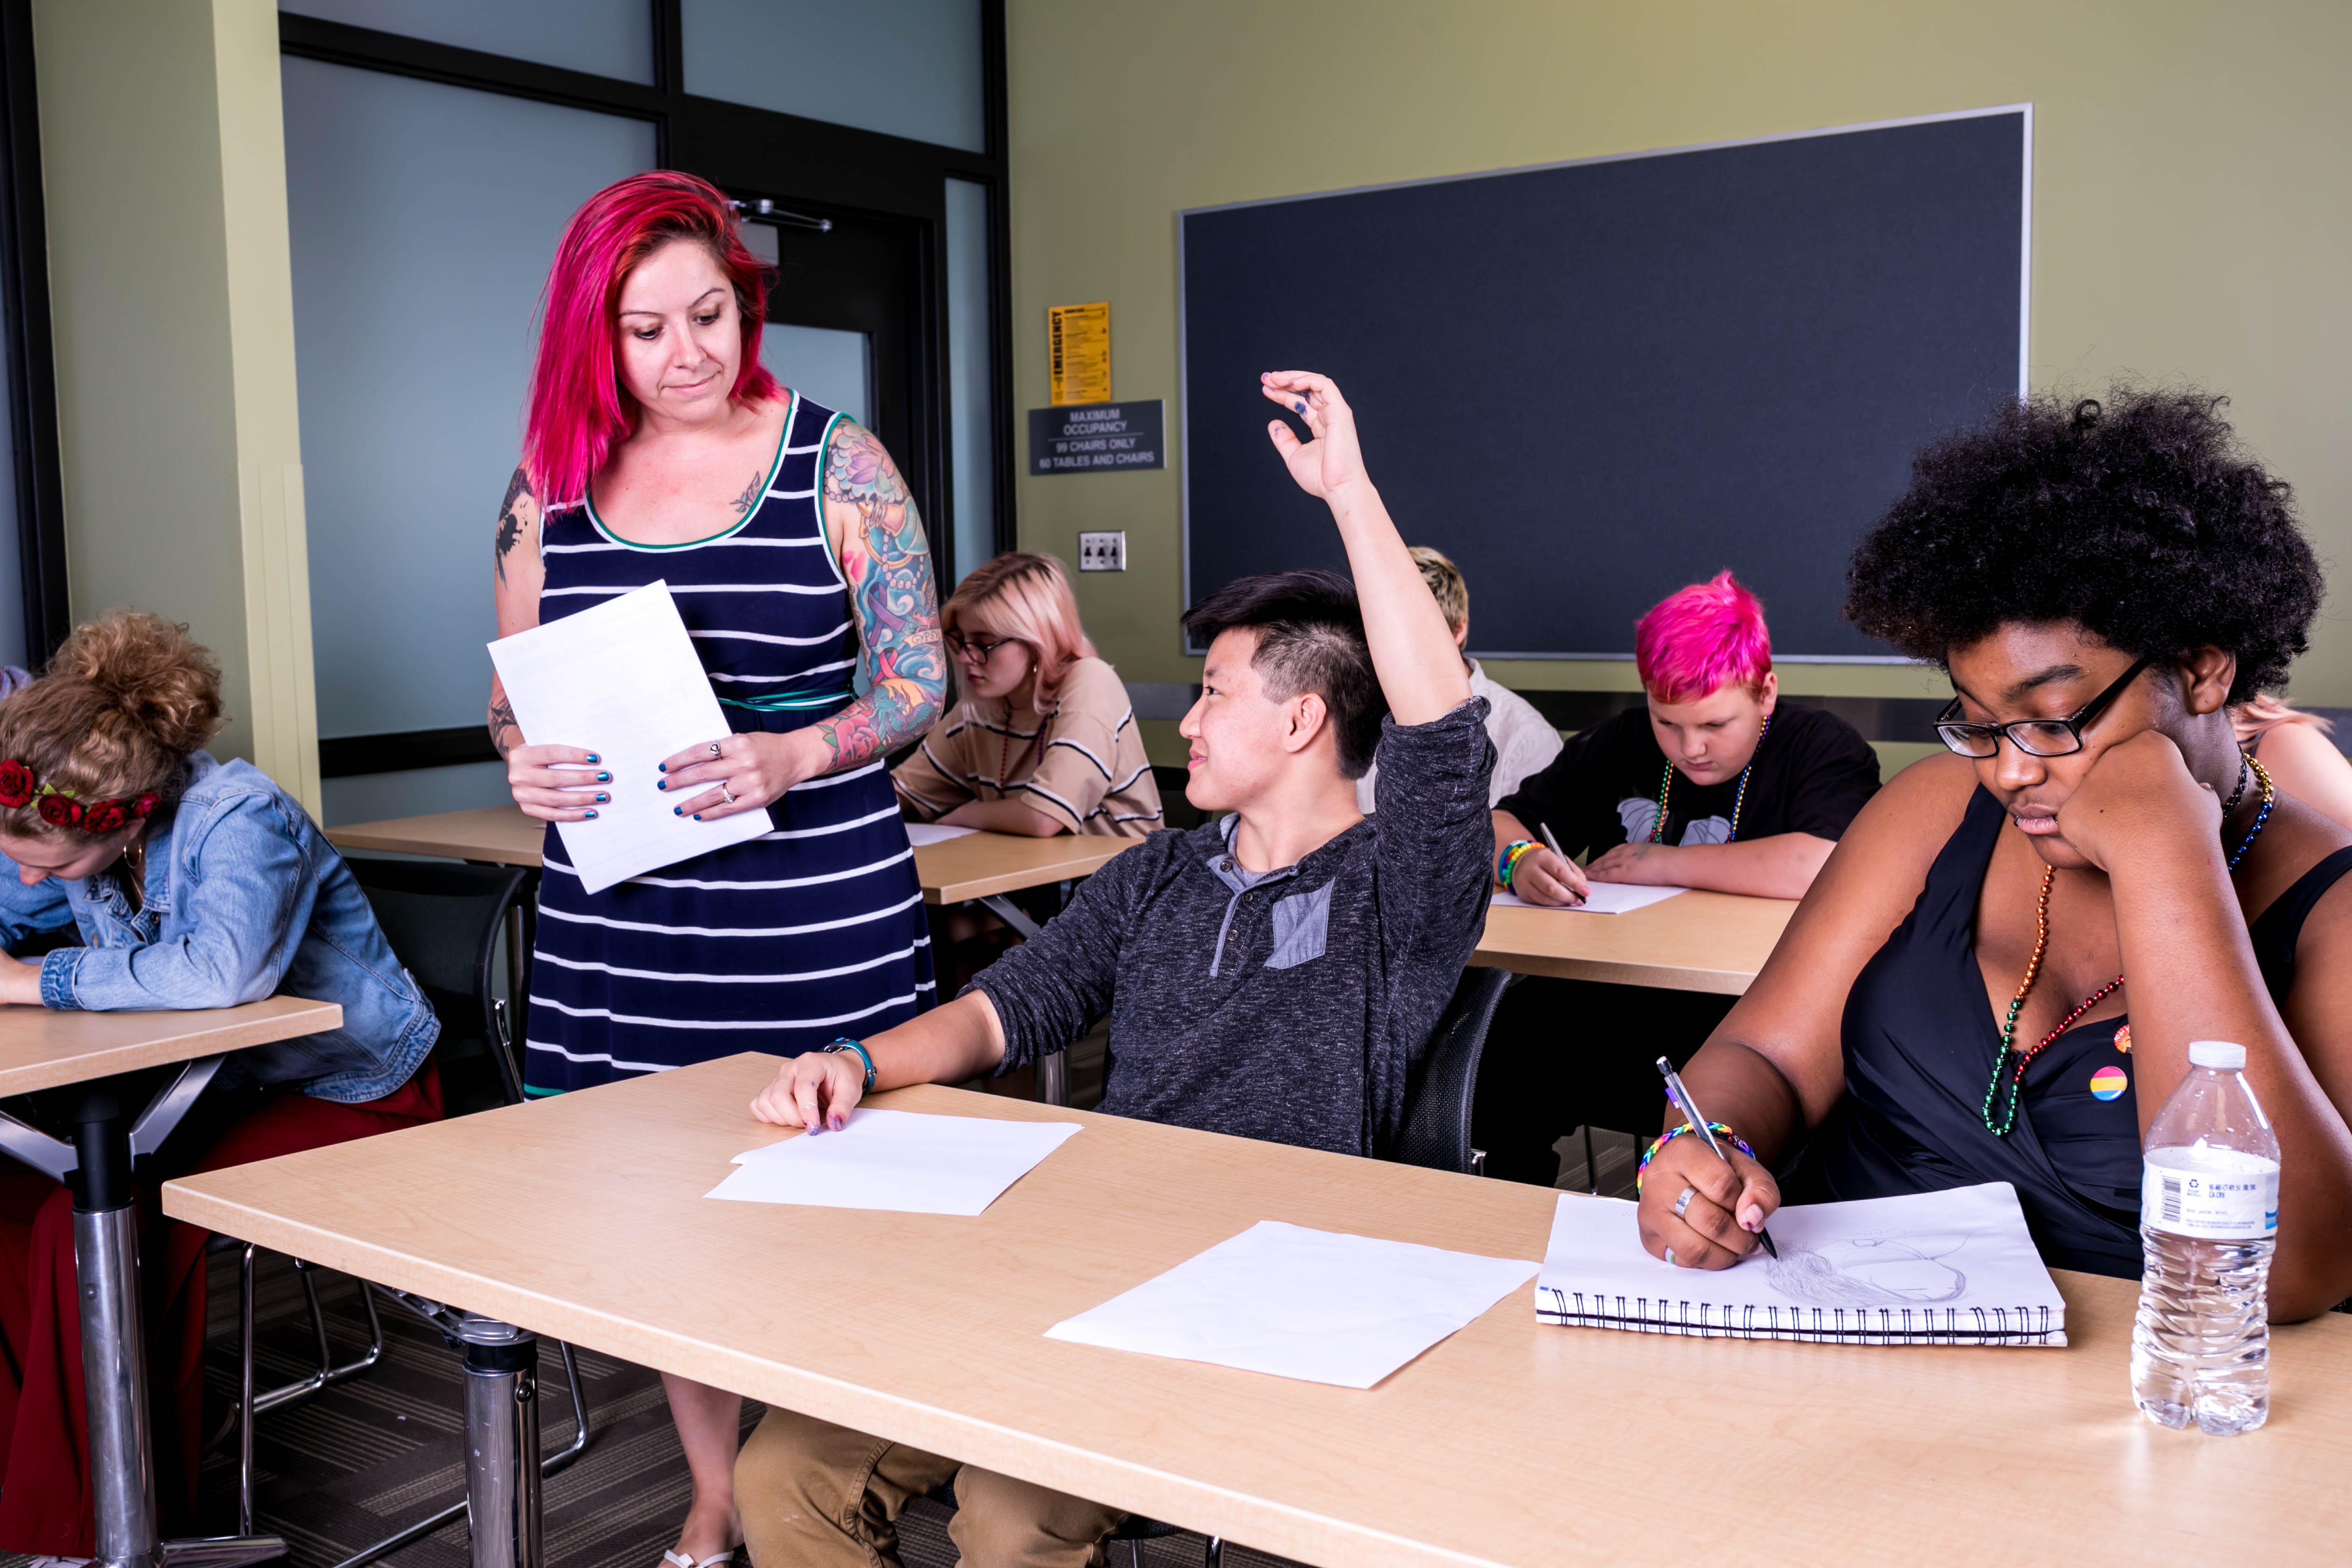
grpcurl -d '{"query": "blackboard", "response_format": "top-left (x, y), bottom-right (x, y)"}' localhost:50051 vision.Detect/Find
top-left (1179, 108), bottom-right (2028, 658)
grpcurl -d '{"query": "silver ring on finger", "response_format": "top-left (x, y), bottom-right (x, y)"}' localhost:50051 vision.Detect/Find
top-left (1663, 1246), bottom-right (1678, 1267)
top-left (1672, 1185), bottom-right (1697, 1219)
top-left (720, 780), bottom-right (736, 805)
top-left (709, 740), bottom-right (723, 755)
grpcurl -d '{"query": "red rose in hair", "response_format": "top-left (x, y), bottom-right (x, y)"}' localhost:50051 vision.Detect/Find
top-left (36, 793), bottom-right (81, 827)
top-left (134, 792), bottom-right (161, 817)
top-left (82, 799), bottom-right (129, 834)
top-left (0, 761), bottom-right (32, 808)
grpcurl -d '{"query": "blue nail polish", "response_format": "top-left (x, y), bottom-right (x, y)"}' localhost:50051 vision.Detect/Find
top-left (583, 809), bottom-right (598, 819)
top-left (585, 753), bottom-right (599, 764)
top-left (596, 771), bottom-right (610, 783)
top-left (658, 762), bottom-right (667, 773)
top-left (657, 779), bottom-right (667, 790)
top-left (672, 805), bottom-right (683, 816)
top-left (692, 813), bottom-right (702, 820)
top-left (1294, 400), bottom-right (1306, 413)
top-left (595, 792), bottom-right (609, 803)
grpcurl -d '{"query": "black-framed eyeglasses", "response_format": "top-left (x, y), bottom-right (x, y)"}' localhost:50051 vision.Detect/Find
top-left (945, 630), bottom-right (1015, 661)
top-left (1933, 655), bottom-right (2155, 759)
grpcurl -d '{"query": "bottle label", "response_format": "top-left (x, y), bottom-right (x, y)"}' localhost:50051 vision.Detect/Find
top-left (2142, 1153), bottom-right (2280, 1240)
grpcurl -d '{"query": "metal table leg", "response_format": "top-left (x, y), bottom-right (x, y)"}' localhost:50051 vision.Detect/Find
top-left (70, 1084), bottom-right (286, 1568)
top-left (455, 1316), bottom-right (544, 1568)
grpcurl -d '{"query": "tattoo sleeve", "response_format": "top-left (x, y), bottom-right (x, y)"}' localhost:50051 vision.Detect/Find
top-left (494, 466), bottom-right (533, 584)
top-left (815, 420), bottom-right (945, 770)
top-left (488, 694), bottom-right (521, 759)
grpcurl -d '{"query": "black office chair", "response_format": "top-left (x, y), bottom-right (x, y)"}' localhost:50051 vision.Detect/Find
top-left (1152, 764), bottom-right (1209, 832)
top-left (1391, 966), bottom-right (1512, 1175)
top-left (211, 859), bottom-right (592, 1565)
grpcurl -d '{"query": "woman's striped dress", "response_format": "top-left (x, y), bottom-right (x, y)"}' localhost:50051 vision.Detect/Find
top-left (524, 392), bottom-right (935, 1094)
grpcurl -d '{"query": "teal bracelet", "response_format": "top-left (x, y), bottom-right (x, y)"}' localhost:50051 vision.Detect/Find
top-left (824, 1037), bottom-right (876, 1093)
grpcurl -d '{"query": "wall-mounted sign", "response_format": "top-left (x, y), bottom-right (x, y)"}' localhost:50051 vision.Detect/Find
top-left (1047, 301), bottom-right (1111, 405)
top-left (1028, 401), bottom-right (1165, 476)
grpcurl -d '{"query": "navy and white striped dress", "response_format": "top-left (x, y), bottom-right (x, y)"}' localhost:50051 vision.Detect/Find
top-left (525, 392), bottom-right (935, 1094)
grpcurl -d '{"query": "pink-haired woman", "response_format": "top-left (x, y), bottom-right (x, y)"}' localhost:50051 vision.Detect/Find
top-left (892, 551), bottom-right (1162, 837)
top-left (487, 171), bottom-right (944, 1568)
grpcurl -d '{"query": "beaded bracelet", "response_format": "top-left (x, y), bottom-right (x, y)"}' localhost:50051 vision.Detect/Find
top-left (824, 1037), bottom-right (877, 1093)
top-left (1634, 1121), bottom-right (1756, 1196)
top-left (1497, 839), bottom-right (1539, 888)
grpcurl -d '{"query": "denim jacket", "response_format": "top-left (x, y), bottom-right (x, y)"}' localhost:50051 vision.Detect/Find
top-left (0, 751), bottom-right (438, 1102)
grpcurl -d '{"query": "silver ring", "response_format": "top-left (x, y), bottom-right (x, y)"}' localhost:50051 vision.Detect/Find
top-left (1672, 1185), bottom-right (1697, 1219)
top-left (720, 781), bottom-right (736, 805)
top-left (1663, 1246), bottom-right (1678, 1267)
top-left (708, 741), bottom-right (723, 755)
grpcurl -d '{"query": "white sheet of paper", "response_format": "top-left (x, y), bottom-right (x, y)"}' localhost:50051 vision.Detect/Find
top-left (1045, 1220), bottom-right (1540, 1389)
top-left (486, 581), bottom-right (769, 894)
top-left (903, 822), bottom-right (979, 846)
top-left (1535, 1185), bottom-right (2066, 1342)
top-left (707, 1107), bottom-right (1082, 1216)
top-left (1491, 882), bottom-right (1687, 914)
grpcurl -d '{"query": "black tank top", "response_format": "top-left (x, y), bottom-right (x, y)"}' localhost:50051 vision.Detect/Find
top-left (1788, 787), bottom-right (2352, 1279)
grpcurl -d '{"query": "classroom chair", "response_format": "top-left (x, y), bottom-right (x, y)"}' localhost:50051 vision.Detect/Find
top-left (1393, 966), bottom-right (1512, 1175)
top-left (212, 859), bottom-right (593, 1562)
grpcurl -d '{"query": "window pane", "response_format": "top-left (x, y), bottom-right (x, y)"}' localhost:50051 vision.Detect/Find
top-left (280, 0), bottom-right (655, 85)
top-left (682, 0), bottom-right (984, 154)
top-left (283, 56), bottom-right (655, 739)
top-left (761, 323), bottom-right (870, 430)
top-left (945, 177), bottom-right (994, 581)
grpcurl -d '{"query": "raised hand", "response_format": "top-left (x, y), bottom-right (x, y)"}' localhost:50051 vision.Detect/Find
top-left (1261, 371), bottom-right (1370, 500)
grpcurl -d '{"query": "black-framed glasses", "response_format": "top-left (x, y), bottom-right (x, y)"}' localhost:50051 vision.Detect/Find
top-left (945, 630), bottom-right (1015, 661)
top-left (1933, 655), bottom-right (2155, 758)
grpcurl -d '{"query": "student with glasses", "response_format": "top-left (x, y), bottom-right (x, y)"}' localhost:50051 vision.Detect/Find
top-left (1637, 388), bottom-right (2352, 1319)
top-left (893, 551), bottom-right (1163, 838)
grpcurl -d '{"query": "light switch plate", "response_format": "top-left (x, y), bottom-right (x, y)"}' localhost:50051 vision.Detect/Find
top-left (1078, 531), bottom-right (1127, 571)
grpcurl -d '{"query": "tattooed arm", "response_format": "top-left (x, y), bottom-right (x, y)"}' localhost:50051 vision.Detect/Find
top-left (656, 421), bottom-right (946, 819)
top-left (815, 420), bottom-right (946, 769)
top-left (490, 465), bottom-right (603, 821)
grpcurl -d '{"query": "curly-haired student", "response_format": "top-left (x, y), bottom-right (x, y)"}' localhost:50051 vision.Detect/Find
top-left (0, 610), bottom-right (440, 1555)
top-left (1638, 388), bottom-right (2352, 1322)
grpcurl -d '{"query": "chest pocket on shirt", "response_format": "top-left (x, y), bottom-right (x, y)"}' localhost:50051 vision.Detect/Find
top-left (1264, 883), bottom-right (1332, 970)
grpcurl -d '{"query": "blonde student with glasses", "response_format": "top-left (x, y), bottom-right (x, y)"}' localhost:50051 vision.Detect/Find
top-left (893, 551), bottom-right (1162, 837)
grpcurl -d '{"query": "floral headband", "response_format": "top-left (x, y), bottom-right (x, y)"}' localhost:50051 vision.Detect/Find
top-left (0, 758), bottom-right (162, 834)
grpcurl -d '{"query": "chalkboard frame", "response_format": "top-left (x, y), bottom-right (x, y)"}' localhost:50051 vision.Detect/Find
top-left (1176, 104), bottom-right (2032, 660)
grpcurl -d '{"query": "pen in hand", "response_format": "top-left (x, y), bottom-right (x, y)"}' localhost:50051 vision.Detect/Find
top-left (1655, 1055), bottom-right (1778, 1260)
top-left (1537, 822), bottom-right (1584, 907)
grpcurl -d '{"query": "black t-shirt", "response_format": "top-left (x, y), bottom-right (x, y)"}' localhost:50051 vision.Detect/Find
top-left (1496, 702), bottom-right (1881, 857)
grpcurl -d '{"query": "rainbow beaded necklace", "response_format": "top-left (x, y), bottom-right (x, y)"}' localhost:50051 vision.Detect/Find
top-left (1649, 716), bottom-right (1771, 846)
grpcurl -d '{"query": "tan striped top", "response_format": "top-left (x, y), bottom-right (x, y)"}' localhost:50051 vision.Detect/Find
top-left (892, 657), bottom-right (1164, 837)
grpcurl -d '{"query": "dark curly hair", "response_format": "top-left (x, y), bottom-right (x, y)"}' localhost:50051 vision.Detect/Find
top-left (1845, 387), bottom-right (2323, 703)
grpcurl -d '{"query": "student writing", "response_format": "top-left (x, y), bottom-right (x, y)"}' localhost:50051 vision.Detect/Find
top-left (1639, 389), bottom-right (2352, 1321)
top-left (732, 370), bottom-right (1495, 1566)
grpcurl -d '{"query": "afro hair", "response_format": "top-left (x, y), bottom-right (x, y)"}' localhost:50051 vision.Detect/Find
top-left (1845, 386), bottom-right (2323, 704)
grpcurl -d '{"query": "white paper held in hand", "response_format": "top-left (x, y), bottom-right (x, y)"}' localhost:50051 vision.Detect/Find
top-left (487, 581), bottom-right (769, 894)
top-left (1045, 1220), bottom-right (1539, 1389)
top-left (709, 1107), bottom-right (1082, 1216)
top-left (1491, 882), bottom-right (1688, 915)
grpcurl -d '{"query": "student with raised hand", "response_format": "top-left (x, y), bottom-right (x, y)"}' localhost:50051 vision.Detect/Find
top-left (894, 550), bottom-right (1162, 836)
top-left (730, 371), bottom-right (1493, 1568)
top-left (1356, 545), bottom-right (1562, 812)
top-left (1638, 389), bottom-right (2352, 1321)
top-left (0, 611), bottom-right (441, 1555)
top-left (1493, 572), bottom-right (1880, 905)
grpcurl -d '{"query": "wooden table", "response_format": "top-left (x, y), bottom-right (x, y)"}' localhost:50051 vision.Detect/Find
top-left (1471, 890), bottom-right (1799, 994)
top-left (325, 805), bottom-right (1140, 907)
top-left (164, 1052), bottom-right (2352, 1567)
top-left (0, 997), bottom-right (343, 1568)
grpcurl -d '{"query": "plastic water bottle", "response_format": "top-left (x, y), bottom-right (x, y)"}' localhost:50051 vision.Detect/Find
top-left (2131, 1039), bottom-right (2281, 1435)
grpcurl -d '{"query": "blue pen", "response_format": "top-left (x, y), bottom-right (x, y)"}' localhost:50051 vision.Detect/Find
top-left (1656, 1056), bottom-right (1778, 1260)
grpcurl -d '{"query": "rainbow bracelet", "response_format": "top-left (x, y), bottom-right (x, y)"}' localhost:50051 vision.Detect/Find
top-left (1634, 1121), bottom-right (1756, 1196)
top-left (1497, 839), bottom-right (1540, 888)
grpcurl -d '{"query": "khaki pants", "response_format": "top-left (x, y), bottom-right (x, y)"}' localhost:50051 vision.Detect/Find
top-left (736, 1406), bottom-right (1125, 1568)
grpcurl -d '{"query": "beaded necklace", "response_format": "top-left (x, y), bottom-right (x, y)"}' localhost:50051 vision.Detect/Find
top-left (1649, 716), bottom-right (1771, 845)
top-left (1979, 753), bottom-right (2278, 1136)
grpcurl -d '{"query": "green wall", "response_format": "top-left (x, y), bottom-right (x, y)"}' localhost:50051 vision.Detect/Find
top-left (1005, 0), bottom-right (2352, 762)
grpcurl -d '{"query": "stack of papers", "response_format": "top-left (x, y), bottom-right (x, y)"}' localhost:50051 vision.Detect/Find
top-left (1045, 1220), bottom-right (1540, 1388)
top-left (707, 1107), bottom-right (1081, 1215)
top-left (903, 822), bottom-right (980, 846)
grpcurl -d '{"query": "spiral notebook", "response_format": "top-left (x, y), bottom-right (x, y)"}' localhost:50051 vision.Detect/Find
top-left (1535, 1183), bottom-right (2067, 1346)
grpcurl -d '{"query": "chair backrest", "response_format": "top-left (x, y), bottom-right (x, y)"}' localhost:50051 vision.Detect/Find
top-left (344, 857), bottom-right (531, 1116)
top-left (1389, 966), bottom-right (1512, 1174)
top-left (1151, 764), bottom-right (1210, 832)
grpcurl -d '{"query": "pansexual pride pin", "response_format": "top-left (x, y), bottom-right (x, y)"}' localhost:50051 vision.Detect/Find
top-left (2089, 1065), bottom-right (2129, 1101)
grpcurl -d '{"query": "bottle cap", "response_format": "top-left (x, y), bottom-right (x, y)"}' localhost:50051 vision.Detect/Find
top-left (2188, 1040), bottom-right (2247, 1071)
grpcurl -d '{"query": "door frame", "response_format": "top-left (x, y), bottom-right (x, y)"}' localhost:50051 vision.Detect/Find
top-left (282, 0), bottom-right (1014, 779)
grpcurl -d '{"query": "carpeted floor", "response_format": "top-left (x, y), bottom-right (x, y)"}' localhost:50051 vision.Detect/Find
top-left (22, 1246), bottom-right (1294, 1568)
